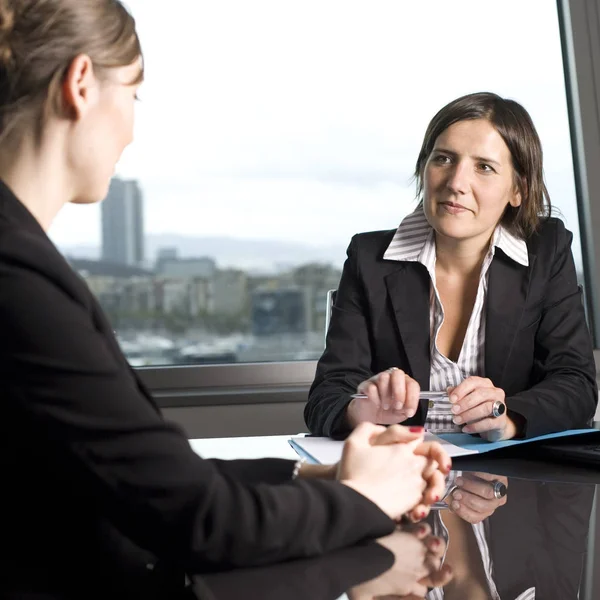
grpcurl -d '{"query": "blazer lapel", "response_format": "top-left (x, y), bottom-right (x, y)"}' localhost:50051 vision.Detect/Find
top-left (485, 252), bottom-right (535, 387)
top-left (384, 263), bottom-right (431, 388)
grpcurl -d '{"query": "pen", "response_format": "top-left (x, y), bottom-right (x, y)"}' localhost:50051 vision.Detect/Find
top-left (350, 391), bottom-right (449, 400)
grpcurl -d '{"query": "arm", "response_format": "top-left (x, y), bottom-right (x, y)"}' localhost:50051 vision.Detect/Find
top-left (0, 236), bottom-right (395, 571)
top-left (305, 236), bottom-right (375, 438)
top-left (506, 222), bottom-right (597, 437)
top-left (210, 459), bottom-right (336, 484)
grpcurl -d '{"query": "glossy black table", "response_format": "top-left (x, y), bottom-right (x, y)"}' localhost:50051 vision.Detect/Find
top-left (192, 454), bottom-right (600, 600)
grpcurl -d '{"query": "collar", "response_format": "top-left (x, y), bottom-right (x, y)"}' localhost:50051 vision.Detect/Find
top-left (382, 205), bottom-right (529, 267)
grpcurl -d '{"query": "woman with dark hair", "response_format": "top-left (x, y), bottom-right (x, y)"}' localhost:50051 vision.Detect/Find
top-left (0, 1), bottom-right (451, 598)
top-left (306, 92), bottom-right (597, 442)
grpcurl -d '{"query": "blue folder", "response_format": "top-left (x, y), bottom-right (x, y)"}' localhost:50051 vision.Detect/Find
top-left (289, 428), bottom-right (600, 465)
top-left (438, 428), bottom-right (600, 454)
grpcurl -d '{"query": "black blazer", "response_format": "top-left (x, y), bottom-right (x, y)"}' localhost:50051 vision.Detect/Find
top-left (305, 220), bottom-right (597, 439)
top-left (0, 181), bottom-right (395, 599)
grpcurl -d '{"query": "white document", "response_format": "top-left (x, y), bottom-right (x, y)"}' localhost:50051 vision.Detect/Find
top-left (289, 431), bottom-right (478, 464)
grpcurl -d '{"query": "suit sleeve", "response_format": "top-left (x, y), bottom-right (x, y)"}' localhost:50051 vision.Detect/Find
top-left (507, 222), bottom-right (598, 437)
top-left (209, 458), bottom-right (297, 484)
top-left (305, 236), bottom-right (376, 438)
top-left (0, 233), bottom-right (395, 571)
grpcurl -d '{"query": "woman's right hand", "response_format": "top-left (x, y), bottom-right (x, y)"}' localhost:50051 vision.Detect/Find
top-left (338, 422), bottom-right (429, 521)
top-left (347, 367), bottom-right (421, 428)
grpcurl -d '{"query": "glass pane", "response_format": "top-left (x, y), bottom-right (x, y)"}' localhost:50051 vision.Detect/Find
top-left (49, 0), bottom-right (583, 365)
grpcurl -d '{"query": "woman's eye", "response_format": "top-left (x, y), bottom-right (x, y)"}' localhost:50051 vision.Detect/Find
top-left (433, 155), bottom-right (450, 164)
top-left (478, 163), bottom-right (494, 172)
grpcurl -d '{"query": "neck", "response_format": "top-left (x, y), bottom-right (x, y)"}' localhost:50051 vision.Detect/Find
top-left (434, 230), bottom-right (494, 278)
top-left (0, 129), bottom-right (71, 232)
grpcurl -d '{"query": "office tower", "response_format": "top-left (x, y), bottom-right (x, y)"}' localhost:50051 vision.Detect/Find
top-left (101, 177), bottom-right (145, 267)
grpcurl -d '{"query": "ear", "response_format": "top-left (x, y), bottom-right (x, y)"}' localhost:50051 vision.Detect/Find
top-left (510, 178), bottom-right (524, 208)
top-left (61, 54), bottom-right (98, 120)
top-left (510, 190), bottom-right (522, 208)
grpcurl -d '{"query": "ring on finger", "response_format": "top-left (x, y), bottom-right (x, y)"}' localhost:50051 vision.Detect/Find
top-left (386, 367), bottom-right (398, 374)
top-left (490, 399), bottom-right (506, 418)
top-left (491, 480), bottom-right (507, 499)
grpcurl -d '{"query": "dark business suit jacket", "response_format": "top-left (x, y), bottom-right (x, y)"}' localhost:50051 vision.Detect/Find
top-left (0, 181), bottom-right (395, 599)
top-left (305, 221), bottom-right (597, 438)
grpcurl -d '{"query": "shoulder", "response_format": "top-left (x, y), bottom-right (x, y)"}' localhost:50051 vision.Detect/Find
top-left (0, 223), bottom-right (88, 308)
top-left (347, 230), bottom-right (397, 259)
top-left (526, 216), bottom-right (572, 255)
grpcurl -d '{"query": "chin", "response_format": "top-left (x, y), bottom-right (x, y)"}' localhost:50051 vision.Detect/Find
top-left (71, 179), bottom-right (112, 205)
top-left (70, 191), bottom-right (107, 205)
top-left (433, 221), bottom-right (475, 241)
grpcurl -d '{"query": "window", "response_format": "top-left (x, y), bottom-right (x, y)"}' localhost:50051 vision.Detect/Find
top-left (49, 0), bottom-right (584, 366)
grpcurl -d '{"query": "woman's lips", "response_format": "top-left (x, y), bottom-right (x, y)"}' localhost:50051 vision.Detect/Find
top-left (440, 201), bottom-right (469, 214)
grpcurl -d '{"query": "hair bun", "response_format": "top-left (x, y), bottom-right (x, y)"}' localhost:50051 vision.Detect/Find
top-left (0, 0), bottom-right (15, 66)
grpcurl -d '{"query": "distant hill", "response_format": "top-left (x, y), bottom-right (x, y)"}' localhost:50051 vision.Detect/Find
top-left (60, 234), bottom-right (348, 273)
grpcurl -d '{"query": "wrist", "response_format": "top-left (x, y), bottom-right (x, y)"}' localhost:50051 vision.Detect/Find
top-left (297, 462), bottom-right (337, 480)
top-left (507, 410), bottom-right (526, 439)
top-left (345, 399), bottom-right (361, 429)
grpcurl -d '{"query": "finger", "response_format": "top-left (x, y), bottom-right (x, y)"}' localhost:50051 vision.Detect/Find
top-left (448, 376), bottom-right (494, 403)
top-left (388, 368), bottom-right (407, 409)
top-left (414, 523), bottom-right (432, 539)
top-left (423, 470), bottom-right (446, 504)
top-left (448, 496), bottom-right (492, 524)
top-left (401, 376), bottom-right (420, 416)
top-left (462, 415), bottom-right (507, 435)
top-left (424, 535), bottom-right (446, 557)
top-left (375, 371), bottom-right (395, 410)
top-left (462, 472), bottom-right (508, 484)
top-left (415, 442), bottom-right (452, 473)
top-left (346, 421), bottom-right (387, 447)
top-left (371, 424), bottom-right (424, 446)
top-left (408, 503), bottom-right (430, 521)
top-left (422, 459), bottom-right (439, 480)
top-left (452, 488), bottom-right (495, 512)
top-left (452, 387), bottom-right (503, 416)
top-left (407, 583), bottom-right (429, 598)
top-left (453, 400), bottom-right (498, 426)
top-left (457, 474), bottom-right (505, 500)
top-left (356, 380), bottom-right (384, 409)
top-left (420, 564), bottom-right (454, 589)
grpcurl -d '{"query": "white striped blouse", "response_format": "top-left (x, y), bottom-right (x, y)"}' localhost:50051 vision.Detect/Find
top-left (383, 206), bottom-right (532, 599)
top-left (383, 206), bottom-right (529, 433)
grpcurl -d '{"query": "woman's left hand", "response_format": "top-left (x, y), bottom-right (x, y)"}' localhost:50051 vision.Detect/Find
top-left (447, 377), bottom-right (517, 442)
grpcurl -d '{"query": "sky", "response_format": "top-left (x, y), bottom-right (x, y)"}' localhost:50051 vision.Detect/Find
top-left (49, 0), bottom-right (584, 270)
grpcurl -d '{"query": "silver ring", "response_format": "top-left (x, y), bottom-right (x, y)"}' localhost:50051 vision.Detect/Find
top-left (491, 400), bottom-right (506, 419)
top-left (386, 367), bottom-right (398, 374)
top-left (492, 481), bottom-right (507, 499)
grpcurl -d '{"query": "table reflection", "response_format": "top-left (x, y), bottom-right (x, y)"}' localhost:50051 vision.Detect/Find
top-left (195, 469), bottom-right (595, 600)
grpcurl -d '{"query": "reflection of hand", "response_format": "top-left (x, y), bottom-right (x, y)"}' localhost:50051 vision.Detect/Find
top-left (446, 472), bottom-right (508, 524)
top-left (371, 425), bottom-right (452, 522)
top-left (348, 368), bottom-right (421, 427)
top-left (348, 524), bottom-right (453, 600)
top-left (447, 377), bottom-right (518, 441)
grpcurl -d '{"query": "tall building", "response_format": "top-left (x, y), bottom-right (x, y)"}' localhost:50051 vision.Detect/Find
top-left (101, 177), bottom-right (145, 267)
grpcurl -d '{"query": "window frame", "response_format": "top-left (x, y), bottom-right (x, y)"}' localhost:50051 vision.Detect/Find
top-left (558, 0), bottom-right (600, 346)
top-left (139, 0), bottom-right (600, 408)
